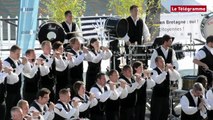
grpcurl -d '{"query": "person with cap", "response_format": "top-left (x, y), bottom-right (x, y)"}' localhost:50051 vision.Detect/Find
top-left (150, 34), bottom-right (178, 70)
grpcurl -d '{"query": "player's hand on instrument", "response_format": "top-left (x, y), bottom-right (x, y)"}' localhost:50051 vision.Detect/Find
top-left (89, 92), bottom-right (95, 101)
top-left (66, 52), bottom-right (73, 61)
top-left (120, 80), bottom-right (127, 89)
top-left (4, 67), bottom-right (13, 74)
top-left (109, 82), bottom-right (115, 91)
top-left (48, 102), bottom-right (55, 111)
top-left (36, 58), bottom-right (44, 66)
top-left (72, 100), bottom-right (79, 108)
top-left (202, 63), bottom-right (209, 70)
top-left (21, 56), bottom-right (28, 65)
top-left (82, 46), bottom-right (89, 53)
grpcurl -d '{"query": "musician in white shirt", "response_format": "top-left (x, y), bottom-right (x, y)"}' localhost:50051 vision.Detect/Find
top-left (54, 88), bottom-right (79, 120)
top-left (29, 88), bottom-right (55, 120)
top-left (72, 81), bottom-right (98, 119)
top-left (90, 72), bottom-right (116, 120)
top-left (85, 38), bottom-right (112, 91)
top-left (150, 34), bottom-right (178, 70)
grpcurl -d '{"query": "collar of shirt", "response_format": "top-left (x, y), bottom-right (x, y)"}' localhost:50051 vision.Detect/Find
top-left (96, 83), bottom-right (105, 93)
top-left (35, 101), bottom-right (45, 112)
top-left (205, 44), bottom-right (213, 55)
top-left (160, 46), bottom-right (169, 58)
top-left (190, 90), bottom-right (198, 105)
top-left (131, 16), bottom-right (139, 25)
top-left (65, 21), bottom-right (73, 32)
top-left (42, 54), bottom-right (51, 59)
top-left (9, 57), bottom-right (19, 66)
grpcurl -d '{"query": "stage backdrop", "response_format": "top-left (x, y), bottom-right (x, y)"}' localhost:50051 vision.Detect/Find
top-left (17, 0), bottom-right (39, 54)
top-left (159, 13), bottom-right (205, 43)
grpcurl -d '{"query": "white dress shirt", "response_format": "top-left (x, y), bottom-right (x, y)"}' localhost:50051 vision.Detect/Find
top-left (3, 57), bottom-right (31, 84)
top-left (150, 46), bottom-right (179, 69)
top-left (206, 88), bottom-right (213, 110)
top-left (123, 16), bottom-right (150, 43)
top-left (90, 83), bottom-right (112, 102)
top-left (54, 101), bottom-right (79, 119)
top-left (85, 50), bottom-right (112, 63)
top-left (194, 44), bottom-right (213, 60)
top-left (180, 90), bottom-right (199, 115)
top-left (72, 94), bottom-right (98, 112)
top-left (29, 101), bottom-right (55, 120)
top-left (119, 76), bottom-right (139, 94)
top-left (0, 72), bottom-right (8, 84)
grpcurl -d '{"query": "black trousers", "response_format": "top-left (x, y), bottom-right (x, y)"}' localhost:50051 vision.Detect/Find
top-left (106, 110), bottom-right (119, 120)
top-left (120, 107), bottom-right (135, 120)
top-left (0, 102), bottom-right (6, 120)
top-left (90, 113), bottom-right (106, 120)
top-left (5, 93), bottom-right (21, 120)
top-left (150, 96), bottom-right (169, 120)
top-left (135, 102), bottom-right (146, 120)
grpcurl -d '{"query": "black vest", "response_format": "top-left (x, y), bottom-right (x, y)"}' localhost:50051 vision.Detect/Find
top-left (23, 65), bottom-right (40, 93)
top-left (90, 84), bottom-right (108, 115)
top-left (136, 80), bottom-right (147, 104)
top-left (156, 47), bottom-right (173, 64)
top-left (68, 49), bottom-right (83, 81)
top-left (54, 101), bottom-right (71, 120)
top-left (30, 100), bottom-right (48, 115)
top-left (106, 80), bottom-right (120, 112)
top-left (152, 67), bottom-right (170, 97)
top-left (55, 56), bottom-right (69, 86)
top-left (181, 92), bottom-right (202, 120)
top-left (75, 94), bottom-right (90, 118)
top-left (119, 75), bottom-right (137, 108)
top-left (127, 16), bottom-right (143, 44)
top-left (198, 46), bottom-right (213, 86)
top-left (39, 54), bottom-right (55, 88)
top-left (87, 50), bottom-right (102, 74)
top-left (61, 21), bottom-right (76, 40)
top-left (4, 57), bottom-right (22, 93)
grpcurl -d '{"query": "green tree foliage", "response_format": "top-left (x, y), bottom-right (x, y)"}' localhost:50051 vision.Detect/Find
top-left (108, 0), bottom-right (145, 17)
top-left (41, 0), bottom-right (86, 22)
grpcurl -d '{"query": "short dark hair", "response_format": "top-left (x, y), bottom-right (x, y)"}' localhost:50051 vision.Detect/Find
top-left (36, 88), bottom-right (51, 99)
top-left (73, 81), bottom-right (84, 94)
top-left (10, 45), bottom-right (21, 52)
top-left (59, 88), bottom-right (70, 95)
top-left (132, 61), bottom-right (143, 74)
top-left (206, 35), bottom-right (213, 43)
top-left (196, 75), bottom-right (207, 87)
top-left (122, 65), bottom-right (132, 72)
top-left (88, 38), bottom-right (99, 50)
top-left (108, 69), bottom-right (118, 76)
top-left (96, 72), bottom-right (105, 81)
top-left (130, 5), bottom-right (138, 11)
top-left (52, 41), bottom-right (63, 50)
top-left (65, 10), bottom-right (72, 16)
top-left (162, 34), bottom-right (173, 43)
top-left (155, 56), bottom-right (164, 63)
top-left (25, 49), bottom-right (34, 56)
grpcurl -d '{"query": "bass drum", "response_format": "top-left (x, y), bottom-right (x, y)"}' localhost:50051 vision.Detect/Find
top-left (38, 21), bottom-right (65, 44)
top-left (200, 12), bottom-right (213, 39)
top-left (105, 17), bottom-right (129, 38)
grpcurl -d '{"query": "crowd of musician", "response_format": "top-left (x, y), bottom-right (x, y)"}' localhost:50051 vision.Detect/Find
top-left (1, 5), bottom-right (213, 120)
